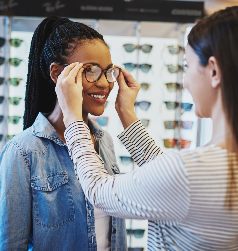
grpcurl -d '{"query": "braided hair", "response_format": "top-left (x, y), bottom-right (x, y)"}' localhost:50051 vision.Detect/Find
top-left (23, 16), bottom-right (106, 129)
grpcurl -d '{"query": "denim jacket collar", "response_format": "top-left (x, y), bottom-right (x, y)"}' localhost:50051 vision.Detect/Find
top-left (32, 113), bottom-right (104, 146)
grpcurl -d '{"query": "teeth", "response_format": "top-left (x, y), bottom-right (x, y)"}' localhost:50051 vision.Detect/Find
top-left (90, 94), bottom-right (106, 99)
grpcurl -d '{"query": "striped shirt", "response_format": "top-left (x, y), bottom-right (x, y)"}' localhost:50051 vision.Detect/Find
top-left (65, 120), bottom-right (238, 251)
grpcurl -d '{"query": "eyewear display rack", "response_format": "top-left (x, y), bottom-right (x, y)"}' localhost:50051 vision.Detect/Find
top-left (0, 2), bottom-right (204, 248)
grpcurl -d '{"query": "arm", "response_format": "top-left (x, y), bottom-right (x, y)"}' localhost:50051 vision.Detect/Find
top-left (0, 142), bottom-right (31, 250)
top-left (65, 121), bottom-right (190, 221)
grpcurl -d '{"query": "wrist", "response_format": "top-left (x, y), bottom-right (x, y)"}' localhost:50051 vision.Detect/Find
top-left (116, 108), bottom-right (138, 129)
top-left (63, 113), bottom-right (83, 127)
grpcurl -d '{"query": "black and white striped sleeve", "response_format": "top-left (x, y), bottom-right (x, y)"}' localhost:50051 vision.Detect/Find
top-left (118, 120), bottom-right (163, 166)
top-left (65, 120), bottom-right (190, 221)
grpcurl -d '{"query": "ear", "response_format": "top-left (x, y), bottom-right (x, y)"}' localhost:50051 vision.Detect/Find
top-left (207, 56), bottom-right (221, 89)
top-left (50, 63), bottom-right (62, 84)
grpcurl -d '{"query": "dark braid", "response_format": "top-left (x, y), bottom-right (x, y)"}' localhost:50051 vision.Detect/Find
top-left (23, 16), bottom-right (106, 129)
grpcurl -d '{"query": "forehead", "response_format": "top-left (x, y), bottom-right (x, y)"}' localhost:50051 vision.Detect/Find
top-left (67, 40), bottom-right (112, 68)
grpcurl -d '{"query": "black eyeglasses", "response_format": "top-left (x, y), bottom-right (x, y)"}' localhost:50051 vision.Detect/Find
top-left (9, 77), bottom-right (23, 86)
top-left (0, 77), bottom-right (5, 85)
top-left (63, 63), bottom-right (120, 83)
top-left (8, 96), bottom-right (22, 106)
top-left (123, 43), bottom-right (153, 53)
top-left (135, 101), bottom-right (151, 111)
top-left (126, 229), bottom-right (145, 239)
top-left (123, 63), bottom-right (152, 73)
top-left (0, 57), bottom-right (23, 67)
top-left (0, 37), bottom-right (23, 48)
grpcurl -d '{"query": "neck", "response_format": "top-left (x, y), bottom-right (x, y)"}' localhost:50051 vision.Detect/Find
top-left (48, 102), bottom-right (89, 141)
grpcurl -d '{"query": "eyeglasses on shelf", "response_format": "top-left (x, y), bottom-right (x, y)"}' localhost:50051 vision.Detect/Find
top-left (0, 37), bottom-right (23, 48)
top-left (167, 45), bottom-right (185, 55)
top-left (166, 64), bottom-right (184, 74)
top-left (0, 57), bottom-right (23, 67)
top-left (119, 155), bottom-right (133, 165)
top-left (123, 63), bottom-right (152, 73)
top-left (0, 96), bottom-right (5, 104)
top-left (164, 101), bottom-right (193, 112)
top-left (164, 120), bottom-right (194, 130)
top-left (140, 119), bottom-right (150, 127)
top-left (165, 82), bottom-right (183, 92)
top-left (95, 116), bottom-right (108, 127)
top-left (163, 138), bottom-right (191, 149)
top-left (123, 43), bottom-right (153, 53)
top-left (0, 77), bottom-right (5, 85)
top-left (126, 229), bottom-right (145, 239)
top-left (8, 115), bottom-right (22, 125)
top-left (135, 101), bottom-right (151, 111)
top-left (8, 96), bottom-right (22, 106)
top-left (0, 115), bottom-right (4, 123)
top-left (140, 82), bottom-right (150, 91)
top-left (9, 77), bottom-right (23, 86)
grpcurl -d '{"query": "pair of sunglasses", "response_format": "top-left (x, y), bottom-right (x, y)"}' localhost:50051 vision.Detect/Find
top-left (166, 64), bottom-right (184, 74)
top-left (140, 82), bottom-right (150, 91)
top-left (123, 43), bottom-right (153, 53)
top-left (164, 101), bottom-right (193, 112)
top-left (119, 155), bottom-right (133, 165)
top-left (164, 120), bottom-right (193, 130)
top-left (167, 45), bottom-right (185, 55)
top-left (0, 57), bottom-right (23, 67)
top-left (0, 96), bottom-right (5, 104)
top-left (8, 115), bottom-right (22, 125)
top-left (163, 138), bottom-right (191, 149)
top-left (123, 63), bottom-right (152, 73)
top-left (140, 118), bottom-right (150, 127)
top-left (0, 115), bottom-right (4, 123)
top-left (135, 101), bottom-right (151, 111)
top-left (126, 229), bottom-right (145, 239)
top-left (165, 82), bottom-right (183, 92)
top-left (8, 96), bottom-right (22, 106)
top-left (9, 77), bottom-right (23, 86)
top-left (0, 37), bottom-right (23, 48)
top-left (63, 63), bottom-right (120, 83)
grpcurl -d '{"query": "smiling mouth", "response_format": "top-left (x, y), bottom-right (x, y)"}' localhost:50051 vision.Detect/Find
top-left (89, 94), bottom-right (106, 100)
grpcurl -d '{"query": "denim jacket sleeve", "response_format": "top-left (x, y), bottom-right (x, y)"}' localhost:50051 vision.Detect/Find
top-left (0, 141), bottom-right (31, 250)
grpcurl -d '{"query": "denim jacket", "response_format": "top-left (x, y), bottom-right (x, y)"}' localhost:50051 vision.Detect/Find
top-left (0, 113), bottom-right (127, 251)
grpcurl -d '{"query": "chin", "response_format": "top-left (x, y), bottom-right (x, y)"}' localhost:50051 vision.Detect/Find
top-left (90, 109), bottom-right (104, 117)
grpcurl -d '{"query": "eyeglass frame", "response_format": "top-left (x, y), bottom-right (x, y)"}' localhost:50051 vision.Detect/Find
top-left (61, 63), bottom-right (121, 84)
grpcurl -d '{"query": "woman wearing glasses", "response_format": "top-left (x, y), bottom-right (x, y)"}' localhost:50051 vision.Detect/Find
top-left (0, 17), bottom-right (127, 250)
top-left (55, 6), bottom-right (238, 251)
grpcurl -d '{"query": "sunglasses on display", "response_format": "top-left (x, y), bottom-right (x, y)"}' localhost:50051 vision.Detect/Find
top-left (95, 116), bottom-right (109, 127)
top-left (0, 37), bottom-right (23, 48)
top-left (0, 77), bottom-right (5, 85)
top-left (140, 118), bottom-right (150, 127)
top-left (119, 155), bottom-right (133, 165)
top-left (0, 115), bottom-right (4, 123)
top-left (8, 96), bottom-right (22, 106)
top-left (0, 134), bottom-right (3, 141)
top-left (135, 101), bottom-right (151, 111)
top-left (123, 43), bottom-right (153, 53)
top-left (0, 96), bottom-right (5, 104)
top-left (166, 64), bottom-right (184, 74)
top-left (9, 77), bottom-right (23, 86)
top-left (63, 63), bottom-right (120, 83)
top-left (140, 82), bottom-right (150, 91)
top-left (164, 120), bottom-right (194, 130)
top-left (123, 63), bottom-right (152, 73)
top-left (8, 115), bottom-right (22, 125)
top-left (167, 45), bottom-right (185, 55)
top-left (126, 229), bottom-right (145, 239)
top-left (0, 57), bottom-right (23, 67)
top-left (163, 138), bottom-right (191, 149)
top-left (165, 82), bottom-right (183, 92)
top-left (164, 101), bottom-right (193, 111)
top-left (6, 134), bottom-right (15, 140)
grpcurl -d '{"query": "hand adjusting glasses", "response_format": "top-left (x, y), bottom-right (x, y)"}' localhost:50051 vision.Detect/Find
top-left (62, 63), bottom-right (121, 84)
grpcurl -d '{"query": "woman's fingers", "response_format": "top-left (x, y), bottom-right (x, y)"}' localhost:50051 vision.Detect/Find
top-left (61, 62), bottom-right (78, 77)
top-left (66, 63), bottom-right (83, 84)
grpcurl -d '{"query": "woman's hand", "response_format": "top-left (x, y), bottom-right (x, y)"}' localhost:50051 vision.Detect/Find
top-left (115, 68), bottom-right (140, 128)
top-left (55, 62), bottom-right (84, 127)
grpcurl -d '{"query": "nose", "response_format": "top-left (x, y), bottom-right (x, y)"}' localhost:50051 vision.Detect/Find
top-left (95, 73), bottom-right (110, 88)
